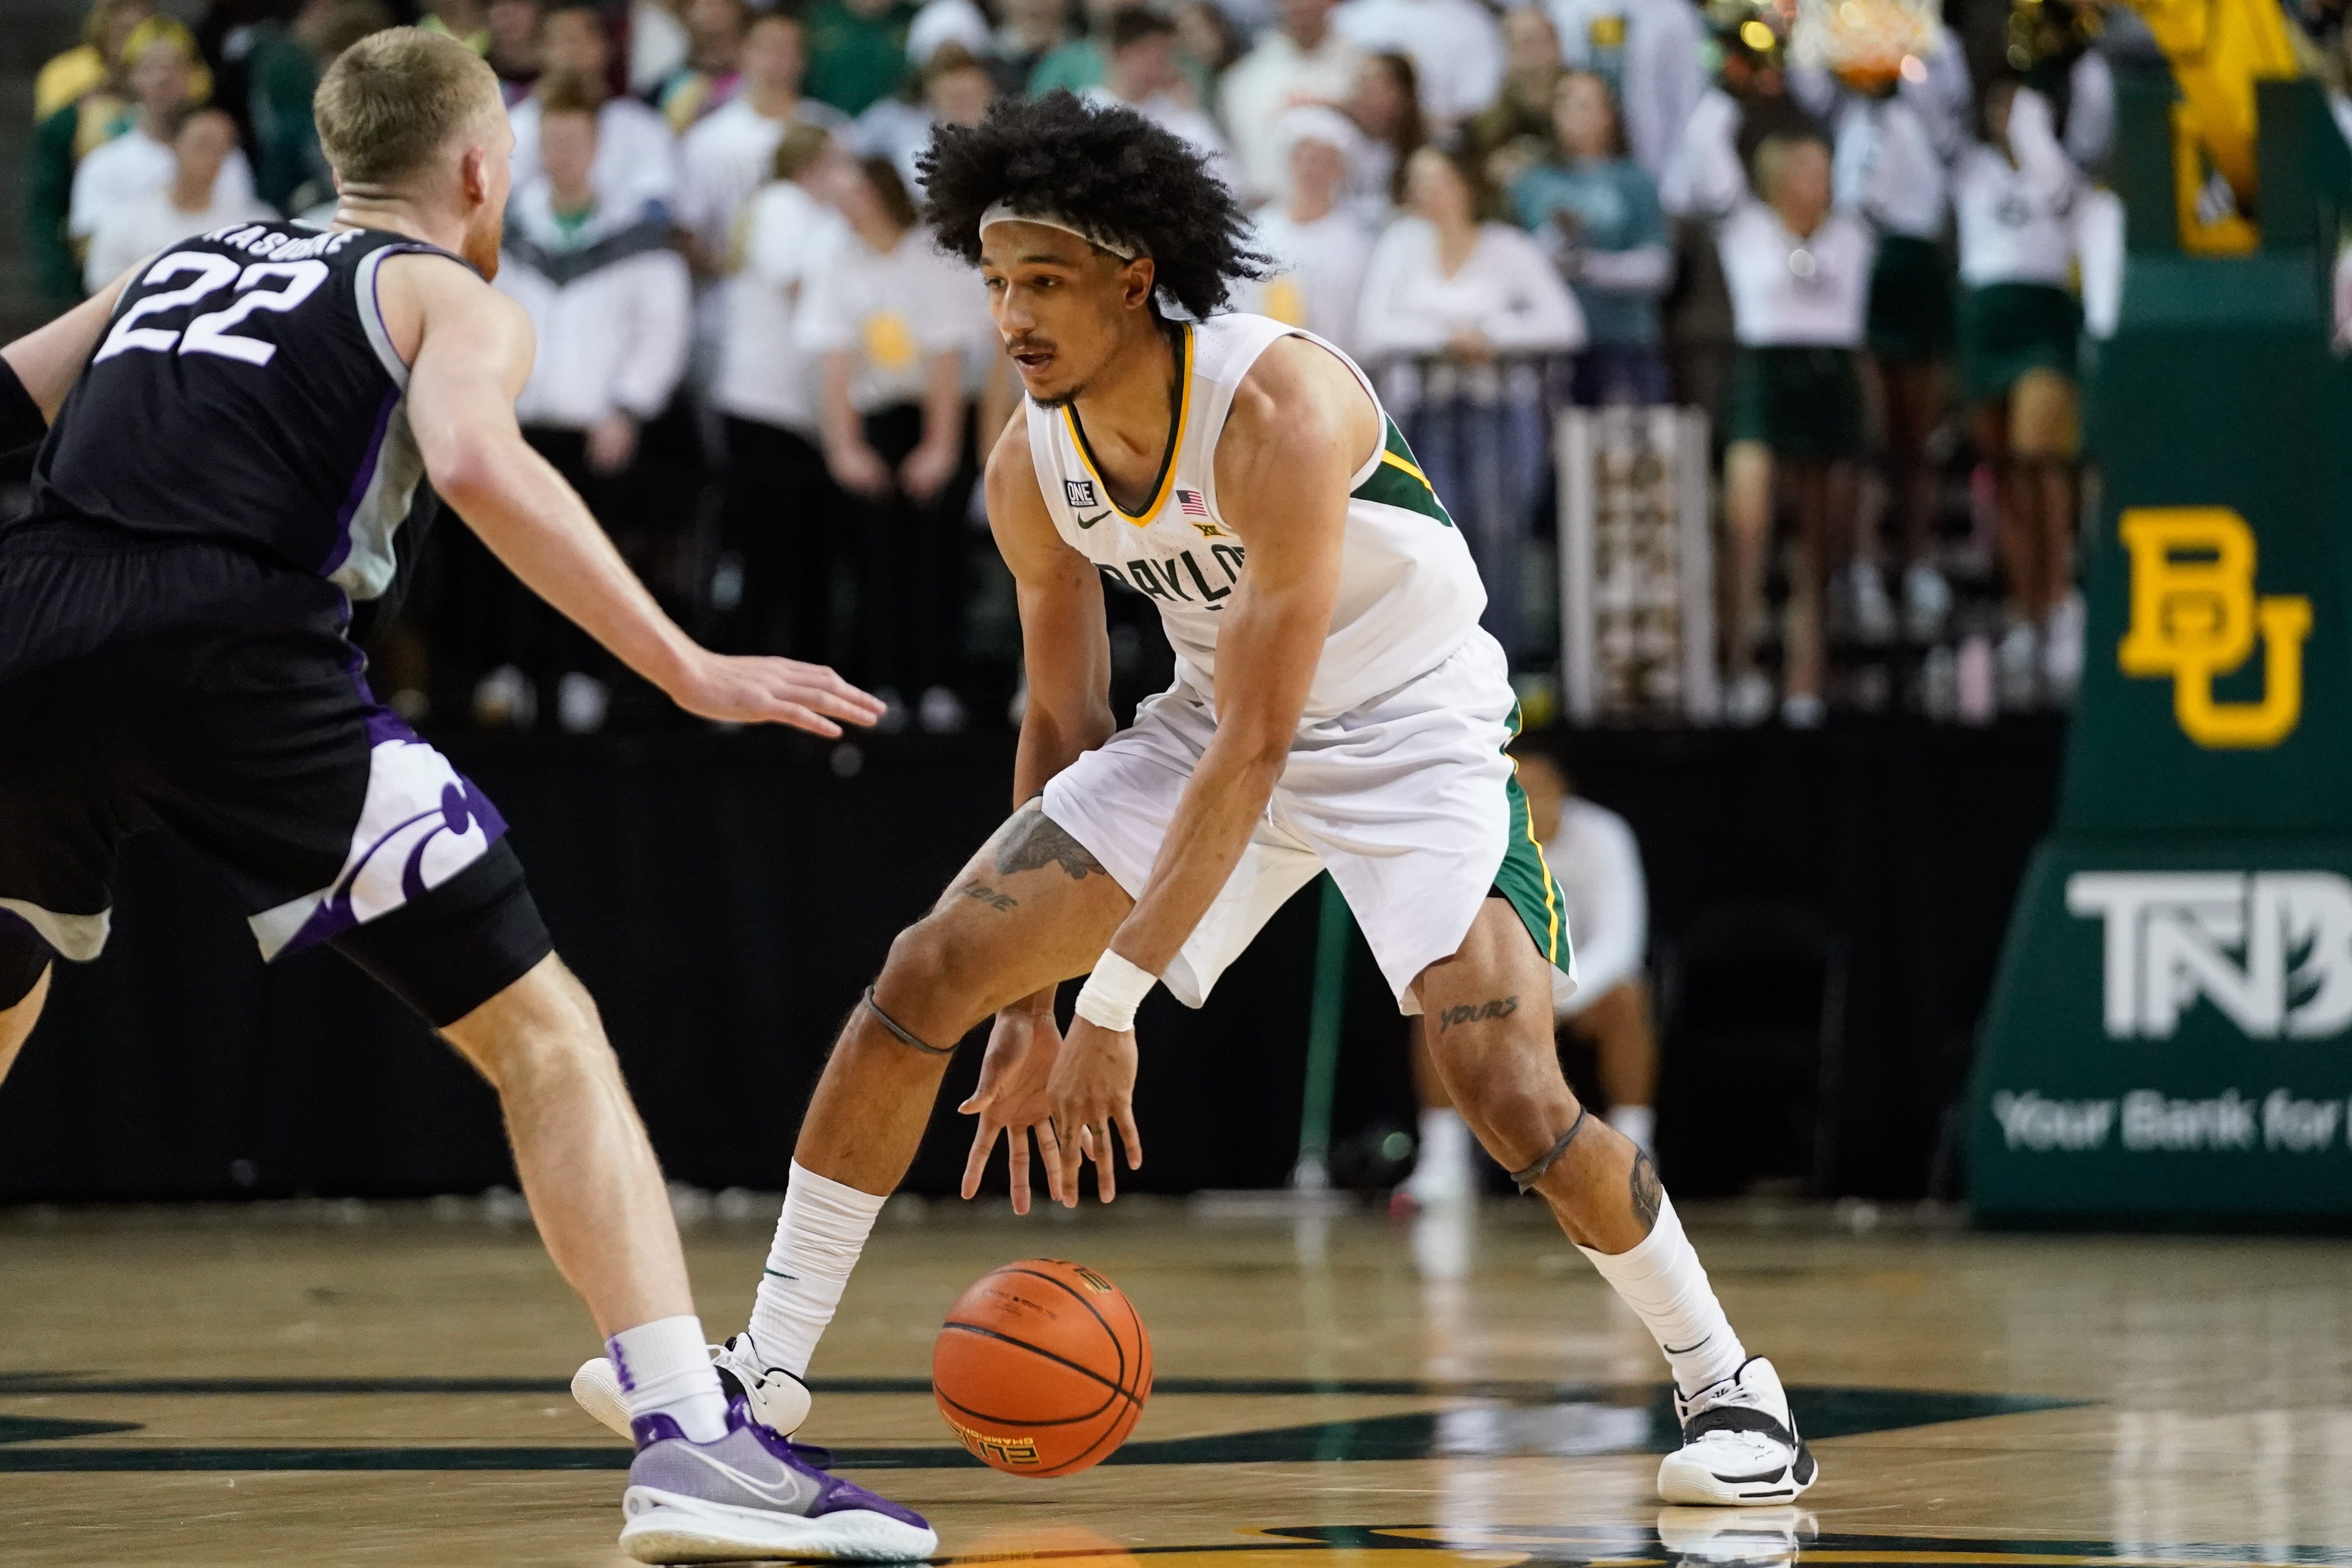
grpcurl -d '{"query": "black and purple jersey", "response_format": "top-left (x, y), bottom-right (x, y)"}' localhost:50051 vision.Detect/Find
top-left (13, 221), bottom-right (468, 636)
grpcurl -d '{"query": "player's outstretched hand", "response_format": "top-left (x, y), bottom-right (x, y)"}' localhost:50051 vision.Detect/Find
top-left (1047, 1016), bottom-right (1143, 1206)
top-left (958, 1003), bottom-right (1068, 1215)
top-left (669, 650), bottom-right (886, 735)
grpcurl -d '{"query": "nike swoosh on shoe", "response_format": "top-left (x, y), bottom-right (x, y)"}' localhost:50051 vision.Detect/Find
top-left (679, 1447), bottom-right (819, 1510)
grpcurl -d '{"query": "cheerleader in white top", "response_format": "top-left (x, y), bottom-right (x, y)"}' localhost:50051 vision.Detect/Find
top-left (1716, 127), bottom-right (1875, 727)
top-left (1953, 77), bottom-right (2085, 702)
top-left (1799, 28), bottom-right (1968, 642)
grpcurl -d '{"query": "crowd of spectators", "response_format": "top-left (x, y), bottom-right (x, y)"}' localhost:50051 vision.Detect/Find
top-left (24, 0), bottom-right (2143, 734)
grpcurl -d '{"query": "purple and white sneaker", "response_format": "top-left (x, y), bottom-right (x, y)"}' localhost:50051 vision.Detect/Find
top-left (618, 1401), bottom-right (938, 1563)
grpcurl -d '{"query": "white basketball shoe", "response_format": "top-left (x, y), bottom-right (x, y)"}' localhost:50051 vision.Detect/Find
top-left (1656, 1357), bottom-right (1817, 1505)
top-left (575, 1332), bottom-right (814, 1441)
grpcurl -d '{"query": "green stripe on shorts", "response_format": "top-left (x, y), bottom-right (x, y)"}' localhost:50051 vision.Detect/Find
top-left (1495, 704), bottom-right (1566, 972)
top-left (1498, 769), bottom-right (1565, 971)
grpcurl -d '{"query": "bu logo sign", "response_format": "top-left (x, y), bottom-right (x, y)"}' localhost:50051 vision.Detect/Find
top-left (2067, 872), bottom-right (2352, 1040)
top-left (2117, 508), bottom-right (2312, 748)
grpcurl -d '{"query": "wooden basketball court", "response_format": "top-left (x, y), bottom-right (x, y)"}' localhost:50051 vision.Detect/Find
top-left (6, 1197), bottom-right (2347, 1566)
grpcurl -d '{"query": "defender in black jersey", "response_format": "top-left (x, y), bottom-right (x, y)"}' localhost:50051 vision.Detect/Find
top-left (2, 219), bottom-right (531, 1007)
top-left (0, 28), bottom-right (930, 1563)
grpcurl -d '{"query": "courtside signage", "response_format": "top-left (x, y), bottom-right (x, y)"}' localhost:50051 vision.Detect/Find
top-left (1970, 847), bottom-right (2352, 1215)
top-left (1965, 139), bottom-right (2352, 1218)
top-left (2068, 871), bottom-right (2352, 1039)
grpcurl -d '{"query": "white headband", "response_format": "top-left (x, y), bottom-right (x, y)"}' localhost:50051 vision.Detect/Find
top-left (979, 199), bottom-right (1147, 261)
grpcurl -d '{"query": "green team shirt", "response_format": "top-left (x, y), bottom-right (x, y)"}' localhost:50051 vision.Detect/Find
top-left (803, 0), bottom-right (920, 116)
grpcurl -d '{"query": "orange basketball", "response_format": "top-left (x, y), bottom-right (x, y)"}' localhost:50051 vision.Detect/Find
top-left (931, 1258), bottom-right (1152, 1477)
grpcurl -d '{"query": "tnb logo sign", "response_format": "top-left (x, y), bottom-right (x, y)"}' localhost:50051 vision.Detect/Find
top-left (2117, 508), bottom-right (2312, 748)
top-left (2068, 872), bottom-right (2352, 1039)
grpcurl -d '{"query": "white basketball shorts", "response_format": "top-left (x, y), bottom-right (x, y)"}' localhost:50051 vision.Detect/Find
top-left (1042, 630), bottom-right (1576, 1014)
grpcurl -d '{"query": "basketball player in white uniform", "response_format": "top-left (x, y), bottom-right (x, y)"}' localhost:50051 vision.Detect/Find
top-left (575, 91), bottom-right (1816, 1525)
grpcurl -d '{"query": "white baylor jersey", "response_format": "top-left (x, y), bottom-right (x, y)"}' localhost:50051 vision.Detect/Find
top-left (1025, 312), bottom-right (1487, 718)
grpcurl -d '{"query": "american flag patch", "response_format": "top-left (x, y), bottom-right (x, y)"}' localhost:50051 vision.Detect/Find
top-left (1176, 488), bottom-right (1207, 518)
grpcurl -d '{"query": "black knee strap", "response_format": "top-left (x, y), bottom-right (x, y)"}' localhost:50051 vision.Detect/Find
top-left (862, 986), bottom-right (954, 1056)
top-left (1508, 1105), bottom-right (1590, 1193)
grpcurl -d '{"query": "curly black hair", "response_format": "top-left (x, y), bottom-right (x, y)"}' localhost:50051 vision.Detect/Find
top-left (919, 91), bottom-right (1270, 321)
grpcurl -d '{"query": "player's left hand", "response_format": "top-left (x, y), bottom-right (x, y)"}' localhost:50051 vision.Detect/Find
top-left (1046, 1016), bottom-right (1143, 1206)
top-left (668, 650), bottom-right (887, 735)
top-left (959, 1002), bottom-right (1069, 1215)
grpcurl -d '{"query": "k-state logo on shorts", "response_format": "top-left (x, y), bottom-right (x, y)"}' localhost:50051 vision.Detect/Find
top-left (1063, 479), bottom-right (1099, 509)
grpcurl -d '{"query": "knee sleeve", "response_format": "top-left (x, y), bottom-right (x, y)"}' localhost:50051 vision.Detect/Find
top-left (0, 919), bottom-right (53, 1010)
top-left (329, 838), bottom-right (554, 1027)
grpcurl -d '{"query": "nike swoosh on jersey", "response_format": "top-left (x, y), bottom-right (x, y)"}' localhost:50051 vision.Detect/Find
top-left (1075, 510), bottom-right (1112, 529)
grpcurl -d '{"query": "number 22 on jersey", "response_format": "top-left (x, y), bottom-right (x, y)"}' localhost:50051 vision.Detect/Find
top-left (96, 251), bottom-right (330, 368)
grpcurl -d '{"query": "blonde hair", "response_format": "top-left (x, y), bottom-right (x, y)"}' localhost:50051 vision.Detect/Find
top-left (314, 26), bottom-right (503, 190)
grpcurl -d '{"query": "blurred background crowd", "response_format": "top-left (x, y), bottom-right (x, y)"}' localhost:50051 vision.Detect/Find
top-left (20, 0), bottom-right (2325, 740)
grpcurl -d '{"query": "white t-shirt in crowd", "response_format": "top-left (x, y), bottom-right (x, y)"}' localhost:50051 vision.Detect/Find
top-left (714, 179), bottom-right (850, 433)
top-left (1829, 92), bottom-right (1947, 242)
top-left (83, 184), bottom-right (275, 292)
top-left (1542, 795), bottom-right (1646, 1017)
top-left (1952, 143), bottom-right (2081, 289)
top-left (1356, 217), bottom-right (1587, 357)
top-left (1330, 0), bottom-right (1503, 124)
top-left (69, 128), bottom-right (258, 240)
top-left (1544, 0), bottom-right (1705, 182)
top-left (1356, 217), bottom-right (1585, 411)
top-left (1218, 30), bottom-right (1367, 204)
top-left (495, 183), bottom-right (694, 429)
top-left (674, 94), bottom-right (854, 260)
top-left (1716, 201), bottom-right (1873, 346)
top-left (508, 95), bottom-right (681, 223)
top-left (794, 228), bottom-right (988, 413)
top-left (1241, 206), bottom-right (1377, 360)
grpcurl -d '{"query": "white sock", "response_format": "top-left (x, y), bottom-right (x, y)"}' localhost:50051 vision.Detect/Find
top-left (1606, 1104), bottom-right (1655, 1159)
top-left (608, 1314), bottom-right (728, 1442)
top-left (1576, 1193), bottom-right (1746, 1396)
top-left (747, 1160), bottom-right (888, 1378)
top-left (1419, 1106), bottom-right (1471, 1173)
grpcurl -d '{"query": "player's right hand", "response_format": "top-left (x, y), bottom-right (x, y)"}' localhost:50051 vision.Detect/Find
top-left (669, 651), bottom-right (886, 736)
top-left (958, 1003), bottom-right (1069, 1215)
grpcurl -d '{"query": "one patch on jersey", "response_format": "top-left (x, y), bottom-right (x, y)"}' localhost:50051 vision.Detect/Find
top-left (1063, 478), bottom-right (1100, 509)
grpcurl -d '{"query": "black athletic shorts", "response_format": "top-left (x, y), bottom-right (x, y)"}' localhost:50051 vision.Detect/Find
top-left (0, 521), bottom-right (552, 1025)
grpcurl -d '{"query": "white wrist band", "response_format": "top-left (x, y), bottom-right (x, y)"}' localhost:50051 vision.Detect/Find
top-left (1074, 950), bottom-right (1157, 1032)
